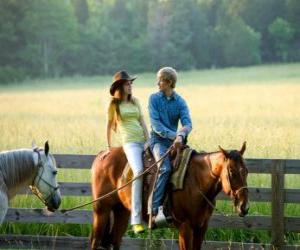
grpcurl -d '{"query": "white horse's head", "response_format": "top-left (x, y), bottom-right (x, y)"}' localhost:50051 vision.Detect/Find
top-left (30, 141), bottom-right (61, 212)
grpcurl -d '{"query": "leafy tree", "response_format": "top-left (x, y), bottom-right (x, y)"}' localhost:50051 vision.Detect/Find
top-left (285, 0), bottom-right (300, 61)
top-left (20, 0), bottom-right (77, 77)
top-left (148, 0), bottom-right (200, 70)
top-left (236, 0), bottom-right (286, 61)
top-left (72, 0), bottom-right (89, 25)
top-left (215, 18), bottom-right (261, 66)
top-left (268, 17), bottom-right (295, 61)
top-left (0, 0), bottom-right (29, 82)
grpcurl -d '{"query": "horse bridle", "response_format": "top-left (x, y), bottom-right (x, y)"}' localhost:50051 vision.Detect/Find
top-left (208, 154), bottom-right (248, 199)
top-left (29, 149), bottom-right (60, 206)
top-left (225, 160), bottom-right (248, 200)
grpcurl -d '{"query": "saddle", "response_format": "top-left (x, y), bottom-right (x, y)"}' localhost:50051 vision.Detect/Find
top-left (121, 145), bottom-right (195, 225)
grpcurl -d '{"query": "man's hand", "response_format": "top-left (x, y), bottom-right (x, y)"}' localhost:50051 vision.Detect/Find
top-left (173, 135), bottom-right (183, 149)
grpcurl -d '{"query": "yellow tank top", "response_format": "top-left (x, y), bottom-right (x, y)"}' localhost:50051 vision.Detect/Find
top-left (107, 97), bottom-right (145, 144)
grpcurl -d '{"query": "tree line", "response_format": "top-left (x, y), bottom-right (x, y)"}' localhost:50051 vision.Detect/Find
top-left (0, 0), bottom-right (299, 83)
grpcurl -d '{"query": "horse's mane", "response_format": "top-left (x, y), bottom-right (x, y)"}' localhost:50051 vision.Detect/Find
top-left (0, 149), bottom-right (35, 189)
top-left (194, 149), bottom-right (242, 159)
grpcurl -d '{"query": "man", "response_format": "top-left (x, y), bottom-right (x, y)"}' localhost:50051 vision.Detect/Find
top-left (148, 67), bottom-right (192, 225)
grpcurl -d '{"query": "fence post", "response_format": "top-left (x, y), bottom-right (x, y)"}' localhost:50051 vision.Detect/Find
top-left (271, 160), bottom-right (285, 249)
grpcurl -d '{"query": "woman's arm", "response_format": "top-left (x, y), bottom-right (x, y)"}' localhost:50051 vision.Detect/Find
top-left (106, 119), bottom-right (114, 150)
top-left (134, 97), bottom-right (150, 141)
top-left (139, 116), bottom-right (150, 141)
top-left (101, 101), bottom-right (116, 159)
top-left (99, 119), bottom-right (114, 160)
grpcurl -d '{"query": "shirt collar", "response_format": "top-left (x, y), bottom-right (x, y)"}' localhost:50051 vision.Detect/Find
top-left (158, 91), bottom-right (178, 100)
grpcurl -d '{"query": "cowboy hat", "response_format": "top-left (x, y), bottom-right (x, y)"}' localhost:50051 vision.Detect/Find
top-left (110, 70), bottom-right (137, 96)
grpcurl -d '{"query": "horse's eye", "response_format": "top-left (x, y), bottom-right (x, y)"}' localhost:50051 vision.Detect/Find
top-left (230, 169), bottom-right (237, 177)
top-left (240, 168), bottom-right (247, 175)
top-left (53, 171), bottom-right (58, 175)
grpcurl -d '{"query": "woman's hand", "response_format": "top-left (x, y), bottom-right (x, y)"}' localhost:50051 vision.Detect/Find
top-left (100, 147), bottom-right (112, 160)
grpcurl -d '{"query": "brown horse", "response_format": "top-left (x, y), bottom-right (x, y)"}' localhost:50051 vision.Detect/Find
top-left (91, 142), bottom-right (249, 250)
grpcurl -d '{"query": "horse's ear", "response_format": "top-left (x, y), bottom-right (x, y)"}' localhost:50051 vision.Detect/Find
top-left (219, 145), bottom-right (229, 158)
top-left (240, 141), bottom-right (246, 155)
top-left (32, 140), bottom-right (37, 149)
top-left (44, 141), bottom-right (49, 156)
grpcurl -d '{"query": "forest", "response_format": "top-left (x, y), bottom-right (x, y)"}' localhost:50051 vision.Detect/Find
top-left (0, 0), bottom-right (299, 83)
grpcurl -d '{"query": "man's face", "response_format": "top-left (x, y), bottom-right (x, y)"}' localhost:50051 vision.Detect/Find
top-left (157, 76), bottom-right (171, 92)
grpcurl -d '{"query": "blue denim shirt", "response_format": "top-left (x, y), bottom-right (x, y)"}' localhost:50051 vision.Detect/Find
top-left (148, 91), bottom-right (192, 145)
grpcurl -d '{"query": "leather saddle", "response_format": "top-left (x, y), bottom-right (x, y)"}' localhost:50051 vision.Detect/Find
top-left (121, 145), bottom-right (195, 225)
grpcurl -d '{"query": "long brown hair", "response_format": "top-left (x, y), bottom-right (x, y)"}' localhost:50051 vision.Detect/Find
top-left (108, 82), bottom-right (136, 131)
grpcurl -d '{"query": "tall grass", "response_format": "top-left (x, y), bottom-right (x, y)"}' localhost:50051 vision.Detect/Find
top-left (0, 64), bottom-right (299, 244)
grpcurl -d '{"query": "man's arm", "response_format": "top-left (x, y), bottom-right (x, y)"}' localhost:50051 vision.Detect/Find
top-left (148, 94), bottom-right (177, 140)
top-left (177, 98), bottom-right (192, 139)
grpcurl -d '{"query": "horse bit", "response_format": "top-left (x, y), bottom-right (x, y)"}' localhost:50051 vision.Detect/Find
top-left (29, 148), bottom-right (60, 206)
top-left (198, 154), bottom-right (248, 214)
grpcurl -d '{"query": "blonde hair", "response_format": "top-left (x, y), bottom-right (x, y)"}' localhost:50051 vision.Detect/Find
top-left (157, 67), bottom-right (177, 88)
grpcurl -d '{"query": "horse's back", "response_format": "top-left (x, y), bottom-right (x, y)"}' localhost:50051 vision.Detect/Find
top-left (91, 147), bottom-right (127, 201)
top-left (92, 147), bottom-right (126, 173)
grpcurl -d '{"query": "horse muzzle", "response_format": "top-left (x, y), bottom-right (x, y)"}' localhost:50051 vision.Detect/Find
top-left (237, 201), bottom-right (249, 217)
top-left (46, 193), bottom-right (61, 212)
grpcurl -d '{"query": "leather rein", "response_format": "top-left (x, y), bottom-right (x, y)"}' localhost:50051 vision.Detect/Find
top-left (198, 153), bottom-right (248, 213)
top-left (29, 149), bottom-right (59, 206)
top-left (60, 146), bottom-right (173, 213)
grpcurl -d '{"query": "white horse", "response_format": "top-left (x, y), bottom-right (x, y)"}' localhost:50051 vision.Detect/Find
top-left (0, 141), bottom-right (61, 224)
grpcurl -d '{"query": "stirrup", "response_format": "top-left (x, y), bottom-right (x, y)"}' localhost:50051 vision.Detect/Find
top-left (153, 206), bottom-right (172, 227)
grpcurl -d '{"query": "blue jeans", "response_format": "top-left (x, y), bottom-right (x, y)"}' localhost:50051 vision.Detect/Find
top-left (149, 134), bottom-right (173, 215)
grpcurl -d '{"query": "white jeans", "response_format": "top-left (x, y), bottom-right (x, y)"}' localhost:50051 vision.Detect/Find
top-left (123, 142), bottom-right (144, 225)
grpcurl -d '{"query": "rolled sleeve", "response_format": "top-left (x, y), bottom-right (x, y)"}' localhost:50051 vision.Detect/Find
top-left (178, 98), bottom-right (192, 138)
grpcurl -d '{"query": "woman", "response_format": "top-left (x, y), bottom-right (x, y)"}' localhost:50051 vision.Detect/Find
top-left (102, 70), bottom-right (149, 234)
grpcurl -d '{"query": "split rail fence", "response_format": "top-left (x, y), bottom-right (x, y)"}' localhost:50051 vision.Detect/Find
top-left (0, 154), bottom-right (299, 249)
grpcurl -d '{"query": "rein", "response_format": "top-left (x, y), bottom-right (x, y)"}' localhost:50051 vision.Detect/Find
top-left (225, 159), bottom-right (248, 199)
top-left (60, 146), bottom-right (173, 214)
top-left (29, 149), bottom-right (59, 206)
top-left (197, 154), bottom-right (229, 216)
top-left (197, 154), bottom-right (247, 217)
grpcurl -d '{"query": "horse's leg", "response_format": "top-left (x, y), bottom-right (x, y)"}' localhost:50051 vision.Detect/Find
top-left (192, 221), bottom-right (209, 250)
top-left (178, 221), bottom-right (193, 250)
top-left (111, 203), bottom-right (130, 250)
top-left (91, 203), bottom-right (112, 250)
top-left (0, 191), bottom-right (8, 225)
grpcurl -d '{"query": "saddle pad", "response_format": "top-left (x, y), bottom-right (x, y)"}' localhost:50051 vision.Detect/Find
top-left (170, 147), bottom-right (194, 190)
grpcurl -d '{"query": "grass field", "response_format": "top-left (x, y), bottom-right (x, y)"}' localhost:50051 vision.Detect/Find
top-left (0, 63), bottom-right (299, 244)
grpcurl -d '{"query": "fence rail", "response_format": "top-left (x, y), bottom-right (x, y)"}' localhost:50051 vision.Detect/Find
top-left (1, 155), bottom-right (300, 249)
top-left (53, 154), bottom-right (300, 173)
top-left (16, 184), bottom-right (300, 203)
top-left (1, 235), bottom-right (298, 250)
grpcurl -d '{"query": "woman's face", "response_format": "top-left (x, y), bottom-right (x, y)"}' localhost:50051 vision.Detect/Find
top-left (157, 76), bottom-right (171, 92)
top-left (122, 80), bottom-right (132, 96)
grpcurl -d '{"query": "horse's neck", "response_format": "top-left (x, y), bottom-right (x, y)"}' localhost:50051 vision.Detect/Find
top-left (1, 149), bottom-right (37, 199)
top-left (207, 151), bottom-right (225, 177)
top-left (200, 152), bottom-right (225, 198)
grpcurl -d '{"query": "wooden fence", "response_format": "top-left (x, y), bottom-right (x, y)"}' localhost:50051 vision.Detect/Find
top-left (0, 155), bottom-right (299, 249)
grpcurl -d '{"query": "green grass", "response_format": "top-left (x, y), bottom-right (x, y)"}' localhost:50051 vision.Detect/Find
top-left (0, 63), bottom-right (299, 244)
